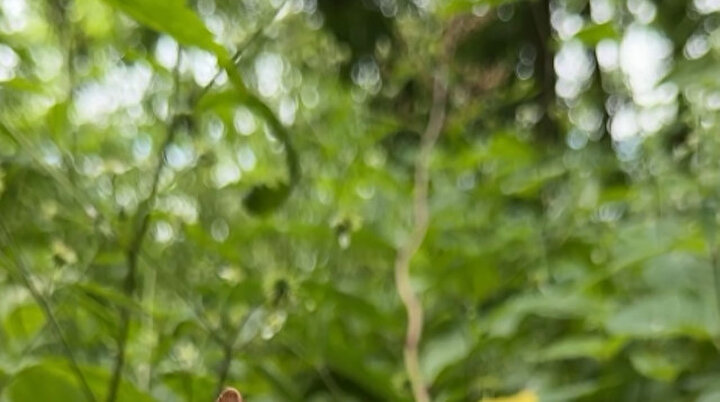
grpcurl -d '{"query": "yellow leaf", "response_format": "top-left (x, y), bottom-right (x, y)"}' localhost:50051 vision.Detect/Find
top-left (481, 389), bottom-right (538, 402)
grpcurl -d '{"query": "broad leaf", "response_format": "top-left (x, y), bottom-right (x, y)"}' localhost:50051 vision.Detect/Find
top-left (100, 0), bottom-right (226, 58)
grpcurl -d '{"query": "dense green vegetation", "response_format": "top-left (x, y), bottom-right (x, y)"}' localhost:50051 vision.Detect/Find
top-left (1, 0), bottom-right (720, 401)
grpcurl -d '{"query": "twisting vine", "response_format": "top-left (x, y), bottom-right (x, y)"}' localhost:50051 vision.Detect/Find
top-left (393, 70), bottom-right (448, 402)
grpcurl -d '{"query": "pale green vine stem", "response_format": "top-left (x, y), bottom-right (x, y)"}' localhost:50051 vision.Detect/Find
top-left (394, 70), bottom-right (447, 402)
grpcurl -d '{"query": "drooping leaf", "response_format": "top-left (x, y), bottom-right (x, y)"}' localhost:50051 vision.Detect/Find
top-left (198, 89), bottom-right (300, 215)
top-left (99, 0), bottom-right (227, 58)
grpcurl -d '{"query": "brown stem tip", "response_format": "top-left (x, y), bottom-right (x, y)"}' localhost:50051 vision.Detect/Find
top-left (217, 387), bottom-right (243, 402)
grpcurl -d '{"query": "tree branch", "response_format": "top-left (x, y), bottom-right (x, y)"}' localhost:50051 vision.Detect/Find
top-left (213, 307), bottom-right (258, 399)
top-left (105, 48), bottom-right (183, 402)
top-left (394, 71), bottom-right (448, 402)
top-left (529, 0), bottom-right (559, 142)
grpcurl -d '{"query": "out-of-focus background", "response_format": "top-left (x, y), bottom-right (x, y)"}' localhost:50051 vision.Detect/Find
top-left (0, 0), bottom-right (719, 401)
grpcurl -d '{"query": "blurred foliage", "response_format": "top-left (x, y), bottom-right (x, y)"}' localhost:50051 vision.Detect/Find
top-left (2, 0), bottom-right (720, 401)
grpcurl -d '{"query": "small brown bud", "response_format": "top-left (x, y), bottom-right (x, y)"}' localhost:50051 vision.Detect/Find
top-left (217, 387), bottom-right (243, 402)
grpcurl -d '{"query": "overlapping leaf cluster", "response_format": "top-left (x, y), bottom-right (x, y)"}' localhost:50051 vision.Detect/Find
top-left (1, 0), bottom-right (720, 401)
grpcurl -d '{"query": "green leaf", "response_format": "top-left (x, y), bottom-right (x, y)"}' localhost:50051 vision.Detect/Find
top-left (3, 363), bottom-right (86, 402)
top-left (606, 293), bottom-right (709, 339)
top-left (533, 336), bottom-right (625, 362)
top-left (486, 291), bottom-right (607, 337)
top-left (538, 381), bottom-right (603, 402)
top-left (642, 253), bottom-right (713, 293)
top-left (573, 23), bottom-right (619, 46)
top-left (99, 0), bottom-right (227, 58)
top-left (421, 329), bottom-right (471, 383)
top-left (1, 78), bottom-right (44, 93)
top-left (70, 282), bottom-right (146, 313)
top-left (500, 161), bottom-right (566, 197)
top-left (99, 0), bottom-right (302, 218)
top-left (438, 0), bottom-right (517, 17)
top-left (2, 360), bottom-right (154, 402)
top-left (2, 303), bottom-right (45, 341)
top-left (198, 89), bottom-right (300, 215)
top-left (302, 281), bottom-right (393, 328)
top-left (629, 349), bottom-right (683, 382)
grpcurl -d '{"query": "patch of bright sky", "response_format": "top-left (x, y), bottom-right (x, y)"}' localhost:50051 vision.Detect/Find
top-left (606, 25), bottom-right (675, 141)
top-left (0, 0), bottom-right (28, 33)
top-left (596, 39), bottom-right (619, 71)
top-left (197, 0), bottom-right (226, 41)
top-left (153, 220), bottom-right (174, 244)
top-left (166, 143), bottom-right (196, 170)
top-left (627, 0), bottom-right (657, 23)
top-left (155, 36), bottom-right (179, 70)
top-left (610, 105), bottom-right (640, 141)
top-left (132, 134), bottom-right (153, 161)
top-left (73, 63), bottom-right (153, 124)
top-left (694, 0), bottom-right (720, 14)
top-left (684, 33), bottom-right (710, 60)
top-left (412, 0), bottom-right (431, 10)
top-left (236, 145), bottom-right (257, 172)
top-left (552, 9), bottom-right (584, 40)
top-left (212, 159), bottom-right (241, 188)
top-left (555, 40), bottom-right (595, 99)
top-left (30, 45), bottom-right (64, 82)
top-left (158, 194), bottom-right (198, 224)
top-left (0, 44), bottom-right (19, 81)
top-left (234, 106), bottom-right (257, 135)
top-left (352, 56), bottom-right (382, 94)
top-left (183, 48), bottom-right (218, 87)
top-left (255, 52), bottom-right (286, 98)
top-left (590, 0), bottom-right (615, 23)
top-left (619, 25), bottom-right (672, 98)
top-left (157, 35), bottom-right (220, 87)
top-left (205, 115), bottom-right (225, 142)
top-left (551, 0), bottom-right (676, 146)
top-left (40, 141), bottom-right (62, 167)
top-left (279, 96), bottom-right (297, 125)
